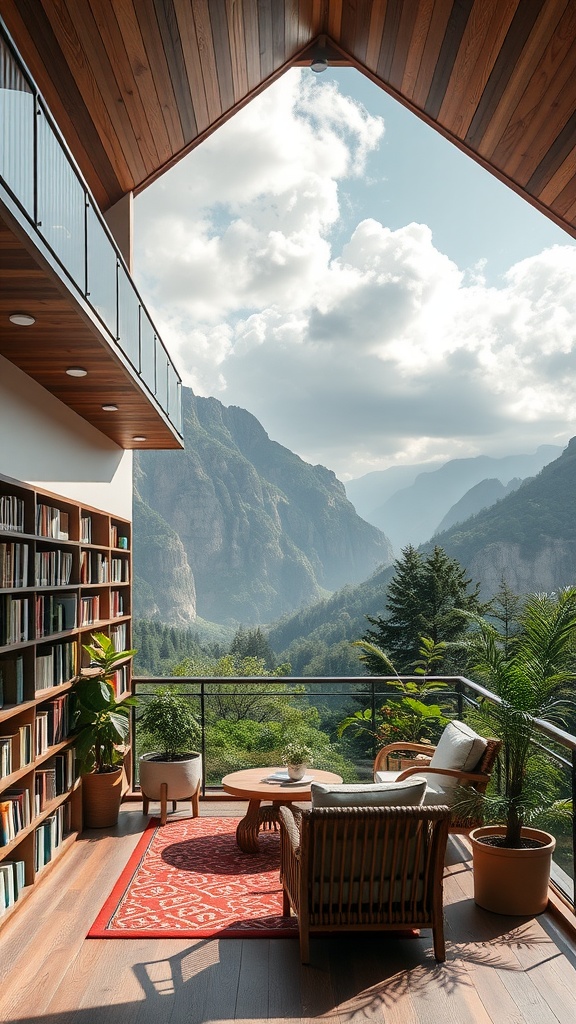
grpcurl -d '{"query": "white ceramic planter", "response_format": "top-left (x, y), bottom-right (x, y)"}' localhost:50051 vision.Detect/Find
top-left (287, 763), bottom-right (307, 781)
top-left (139, 752), bottom-right (202, 824)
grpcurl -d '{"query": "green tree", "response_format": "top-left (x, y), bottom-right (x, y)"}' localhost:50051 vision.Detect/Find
top-left (229, 626), bottom-right (276, 668)
top-left (362, 545), bottom-right (484, 672)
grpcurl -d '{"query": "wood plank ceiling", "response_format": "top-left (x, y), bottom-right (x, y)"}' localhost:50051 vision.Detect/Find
top-left (1, 1), bottom-right (576, 450)
top-left (3, 0), bottom-right (576, 237)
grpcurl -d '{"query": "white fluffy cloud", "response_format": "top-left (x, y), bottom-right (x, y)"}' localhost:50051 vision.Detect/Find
top-left (135, 70), bottom-right (575, 480)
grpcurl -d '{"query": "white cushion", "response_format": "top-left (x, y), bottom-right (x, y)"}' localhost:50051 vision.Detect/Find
top-left (311, 777), bottom-right (427, 808)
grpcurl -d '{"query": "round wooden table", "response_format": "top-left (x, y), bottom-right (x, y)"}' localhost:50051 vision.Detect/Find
top-left (221, 766), bottom-right (343, 853)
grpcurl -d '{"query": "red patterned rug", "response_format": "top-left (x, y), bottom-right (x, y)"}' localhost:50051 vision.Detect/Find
top-left (88, 815), bottom-right (298, 939)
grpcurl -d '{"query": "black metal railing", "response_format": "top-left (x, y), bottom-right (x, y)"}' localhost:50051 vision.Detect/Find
top-left (0, 21), bottom-right (182, 436)
top-left (133, 673), bottom-right (576, 911)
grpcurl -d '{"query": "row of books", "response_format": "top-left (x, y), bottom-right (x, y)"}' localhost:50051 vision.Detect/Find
top-left (80, 595), bottom-right (100, 626)
top-left (34, 749), bottom-right (75, 812)
top-left (36, 641), bottom-right (77, 690)
top-left (0, 542), bottom-right (29, 588)
top-left (0, 655), bottom-right (24, 707)
top-left (35, 592), bottom-right (77, 638)
top-left (0, 727), bottom-right (32, 780)
top-left (109, 664), bottom-right (129, 699)
top-left (110, 622), bottom-right (127, 651)
top-left (80, 514), bottom-right (92, 544)
top-left (0, 595), bottom-right (29, 645)
top-left (0, 494), bottom-right (25, 533)
top-left (80, 549), bottom-right (108, 584)
top-left (0, 787), bottom-right (31, 846)
top-left (0, 860), bottom-right (25, 914)
top-left (110, 590), bottom-right (124, 617)
top-left (110, 557), bottom-right (129, 583)
top-left (110, 524), bottom-right (129, 549)
top-left (35, 802), bottom-right (71, 872)
top-left (35, 548), bottom-right (73, 588)
top-left (36, 504), bottom-right (69, 541)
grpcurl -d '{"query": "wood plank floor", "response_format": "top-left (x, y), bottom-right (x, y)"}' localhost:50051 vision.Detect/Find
top-left (1, 801), bottom-right (575, 1024)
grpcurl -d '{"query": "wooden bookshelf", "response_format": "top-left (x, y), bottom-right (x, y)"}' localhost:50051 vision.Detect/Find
top-left (0, 473), bottom-right (132, 927)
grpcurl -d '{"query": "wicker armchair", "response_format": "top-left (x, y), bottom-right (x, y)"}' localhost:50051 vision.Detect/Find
top-left (279, 804), bottom-right (450, 964)
top-left (374, 726), bottom-right (502, 832)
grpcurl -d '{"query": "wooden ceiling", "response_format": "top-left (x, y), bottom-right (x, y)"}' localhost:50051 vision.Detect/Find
top-left (2, 0), bottom-right (576, 238)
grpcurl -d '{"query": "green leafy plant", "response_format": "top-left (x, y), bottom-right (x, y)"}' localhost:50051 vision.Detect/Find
top-left (71, 632), bottom-right (137, 774)
top-left (455, 588), bottom-right (576, 847)
top-left (281, 739), bottom-right (314, 767)
top-left (139, 687), bottom-right (201, 760)
top-left (338, 637), bottom-right (449, 746)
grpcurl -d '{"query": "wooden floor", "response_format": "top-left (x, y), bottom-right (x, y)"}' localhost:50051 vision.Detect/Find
top-left (1, 801), bottom-right (576, 1024)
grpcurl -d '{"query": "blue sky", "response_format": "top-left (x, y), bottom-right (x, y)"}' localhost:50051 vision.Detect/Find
top-left (135, 67), bottom-right (576, 481)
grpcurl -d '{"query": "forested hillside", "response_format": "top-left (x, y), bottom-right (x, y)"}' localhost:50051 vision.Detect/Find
top-left (269, 439), bottom-right (576, 673)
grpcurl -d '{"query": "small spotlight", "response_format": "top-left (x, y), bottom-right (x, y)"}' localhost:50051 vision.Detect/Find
top-left (132, 435), bottom-right (147, 442)
top-left (310, 57), bottom-right (328, 73)
top-left (102, 404), bottom-right (118, 411)
top-left (66, 367), bottom-right (88, 377)
top-left (9, 313), bottom-right (36, 326)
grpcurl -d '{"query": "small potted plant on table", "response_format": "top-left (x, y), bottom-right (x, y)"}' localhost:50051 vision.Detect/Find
top-left (281, 739), bottom-right (314, 781)
top-left (138, 688), bottom-right (202, 824)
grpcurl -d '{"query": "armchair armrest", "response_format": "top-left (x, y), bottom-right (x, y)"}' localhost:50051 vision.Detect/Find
top-left (279, 805), bottom-right (301, 856)
top-left (395, 766), bottom-right (492, 783)
top-left (374, 741), bottom-right (435, 773)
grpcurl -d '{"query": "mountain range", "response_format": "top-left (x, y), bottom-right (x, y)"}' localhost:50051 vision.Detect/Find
top-left (133, 388), bottom-right (393, 625)
top-left (345, 446), bottom-right (562, 553)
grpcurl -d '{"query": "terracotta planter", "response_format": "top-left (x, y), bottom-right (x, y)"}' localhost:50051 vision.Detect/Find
top-left (139, 752), bottom-right (202, 818)
top-left (469, 825), bottom-right (556, 915)
top-left (82, 766), bottom-right (123, 828)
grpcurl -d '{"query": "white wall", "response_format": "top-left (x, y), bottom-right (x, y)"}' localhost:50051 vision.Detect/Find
top-left (0, 356), bottom-right (132, 519)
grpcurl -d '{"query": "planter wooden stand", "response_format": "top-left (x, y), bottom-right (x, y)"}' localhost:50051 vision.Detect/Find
top-left (470, 825), bottom-right (556, 915)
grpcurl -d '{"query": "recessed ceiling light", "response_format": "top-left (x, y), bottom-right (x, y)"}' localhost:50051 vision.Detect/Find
top-left (9, 313), bottom-right (36, 326)
top-left (102, 404), bottom-right (118, 411)
top-left (66, 367), bottom-right (88, 377)
top-left (132, 435), bottom-right (147, 442)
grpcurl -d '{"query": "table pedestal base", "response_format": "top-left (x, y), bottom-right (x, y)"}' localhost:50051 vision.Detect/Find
top-left (236, 799), bottom-right (285, 853)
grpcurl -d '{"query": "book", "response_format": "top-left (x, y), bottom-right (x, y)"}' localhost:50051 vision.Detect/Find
top-left (262, 770), bottom-right (313, 785)
top-left (0, 862), bottom-right (15, 908)
top-left (1, 656), bottom-right (24, 705)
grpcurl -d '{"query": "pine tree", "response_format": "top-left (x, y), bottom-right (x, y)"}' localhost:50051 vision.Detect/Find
top-left (362, 545), bottom-right (484, 673)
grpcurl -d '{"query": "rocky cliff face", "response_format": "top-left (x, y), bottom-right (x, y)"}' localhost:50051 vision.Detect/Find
top-left (132, 491), bottom-right (197, 623)
top-left (134, 388), bottom-right (393, 624)
top-left (430, 437), bottom-right (576, 599)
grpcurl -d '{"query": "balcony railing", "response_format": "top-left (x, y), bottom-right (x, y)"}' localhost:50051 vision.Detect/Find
top-left (0, 23), bottom-right (182, 436)
top-left (133, 673), bottom-right (576, 912)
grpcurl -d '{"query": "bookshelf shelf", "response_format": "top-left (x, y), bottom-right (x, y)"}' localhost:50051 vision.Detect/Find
top-left (0, 473), bottom-right (132, 927)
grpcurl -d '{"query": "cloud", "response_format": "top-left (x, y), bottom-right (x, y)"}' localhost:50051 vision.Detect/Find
top-left (134, 70), bottom-right (576, 480)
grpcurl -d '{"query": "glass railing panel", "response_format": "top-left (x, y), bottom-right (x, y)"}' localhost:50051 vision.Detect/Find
top-left (37, 106), bottom-right (85, 283)
top-left (155, 348), bottom-right (168, 413)
top-left (140, 310), bottom-right (157, 397)
top-left (87, 202), bottom-right (118, 337)
top-left (0, 38), bottom-right (34, 212)
top-left (167, 365), bottom-right (182, 433)
top-left (117, 264), bottom-right (141, 370)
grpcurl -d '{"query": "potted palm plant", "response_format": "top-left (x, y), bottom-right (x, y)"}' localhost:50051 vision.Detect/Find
top-left (138, 688), bottom-right (202, 822)
top-left (460, 588), bottom-right (576, 915)
top-left (71, 632), bottom-right (137, 828)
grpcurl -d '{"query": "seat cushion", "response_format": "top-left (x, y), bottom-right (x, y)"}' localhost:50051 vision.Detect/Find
top-left (311, 777), bottom-right (427, 808)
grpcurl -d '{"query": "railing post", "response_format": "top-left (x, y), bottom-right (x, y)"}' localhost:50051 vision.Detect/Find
top-left (200, 681), bottom-right (206, 798)
top-left (371, 677), bottom-right (377, 762)
top-left (572, 748), bottom-right (576, 896)
top-left (456, 678), bottom-right (464, 721)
